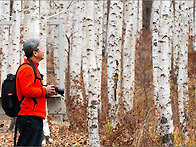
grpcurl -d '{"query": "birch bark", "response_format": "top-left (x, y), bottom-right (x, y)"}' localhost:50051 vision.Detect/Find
top-left (23, 0), bottom-right (40, 40)
top-left (177, 1), bottom-right (189, 139)
top-left (156, 1), bottom-right (174, 146)
top-left (0, 1), bottom-right (10, 86)
top-left (86, 1), bottom-right (100, 146)
top-left (40, 0), bottom-right (49, 84)
top-left (94, 0), bottom-right (103, 111)
top-left (173, 1), bottom-right (180, 70)
top-left (137, 0), bottom-right (143, 32)
top-left (151, 0), bottom-right (160, 109)
top-left (107, 1), bottom-right (123, 126)
top-left (68, 1), bottom-right (84, 103)
top-left (9, 0), bottom-right (21, 73)
top-left (122, 1), bottom-right (138, 112)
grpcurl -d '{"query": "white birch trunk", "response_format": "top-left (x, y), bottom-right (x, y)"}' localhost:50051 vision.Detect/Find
top-left (189, 1), bottom-right (194, 51)
top-left (8, 0), bottom-right (21, 73)
top-left (107, 1), bottom-right (123, 126)
top-left (23, 0), bottom-right (40, 40)
top-left (177, 1), bottom-right (189, 139)
top-left (137, 0), bottom-right (143, 33)
top-left (102, 0), bottom-right (109, 55)
top-left (80, 1), bottom-right (86, 103)
top-left (0, 1), bottom-right (10, 86)
top-left (151, 0), bottom-right (160, 110)
top-left (122, 1), bottom-right (138, 112)
top-left (156, 1), bottom-right (174, 146)
top-left (49, 2), bottom-right (59, 86)
top-left (42, 117), bottom-right (52, 144)
top-left (168, 2), bottom-right (173, 72)
top-left (20, 1), bottom-right (25, 63)
top-left (39, 0), bottom-right (49, 84)
top-left (94, 0), bottom-right (103, 111)
top-left (68, 1), bottom-right (83, 102)
top-left (173, 1), bottom-right (180, 69)
top-left (86, 1), bottom-right (100, 146)
top-left (82, 3), bottom-right (88, 100)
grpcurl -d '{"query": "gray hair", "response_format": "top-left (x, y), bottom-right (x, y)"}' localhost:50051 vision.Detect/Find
top-left (23, 38), bottom-right (40, 58)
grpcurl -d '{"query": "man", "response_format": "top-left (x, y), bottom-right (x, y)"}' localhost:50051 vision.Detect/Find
top-left (16, 38), bottom-right (57, 146)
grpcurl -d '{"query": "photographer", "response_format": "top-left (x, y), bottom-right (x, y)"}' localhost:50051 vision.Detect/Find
top-left (16, 38), bottom-right (57, 146)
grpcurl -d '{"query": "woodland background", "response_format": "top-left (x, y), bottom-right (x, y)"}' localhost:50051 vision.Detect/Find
top-left (0, 0), bottom-right (196, 146)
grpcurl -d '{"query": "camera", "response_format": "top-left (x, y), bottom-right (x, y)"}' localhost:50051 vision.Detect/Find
top-left (47, 83), bottom-right (64, 96)
top-left (53, 86), bottom-right (64, 96)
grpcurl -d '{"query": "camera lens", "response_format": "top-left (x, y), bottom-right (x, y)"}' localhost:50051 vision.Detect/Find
top-left (54, 86), bottom-right (64, 96)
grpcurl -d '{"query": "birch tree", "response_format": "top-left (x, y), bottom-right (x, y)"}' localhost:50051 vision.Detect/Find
top-left (68, 1), bottom-right (84, 103)
top-left (0, 1), bottom-right (10, 86)
top-left (151, 0), bottom-right (160, 110)
top-left (172, 1), bottom-right (180, 78)
top-left (137, 0), bottom-right (143, 33)
top-left (157, 1), bottom-right (174, 146)
top-left (81, 2), bottom-right (88, 99)
top-left (20, 1), bottom-right (25, 63)
top-left (40, 0), bottom-right (49, 84)
top-left (152, 1), bottom-right (174, 146)
top-left (122, 1), bottom-right (138, 112)
top-left (23, 0), bottom-right (40, 40)
top-left (65, 2), bottom-right (74, 105)
top-left (86, 1), bottom-right (100, 146)
top-left (177, 1), bottom-right (189, 139)
top-left (51, 1), bottom-right (68, 88)
top-left (107, 1), bottom-right (123, 126)
top-left (4, 0), bottom-right (21, 131)
top-left (189, 0), bottom-right (195, 51)
top-left (94, 0), bottom-right (103, 111)
top-left (8, 0), bottom-right (21, 73)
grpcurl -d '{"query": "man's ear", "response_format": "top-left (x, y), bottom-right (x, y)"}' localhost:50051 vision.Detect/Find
top-left (33, 50), bottom-right (38, 57)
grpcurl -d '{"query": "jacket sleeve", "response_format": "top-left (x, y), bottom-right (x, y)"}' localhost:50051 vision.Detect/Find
top-left (17, 65), bottom-right (46, 98)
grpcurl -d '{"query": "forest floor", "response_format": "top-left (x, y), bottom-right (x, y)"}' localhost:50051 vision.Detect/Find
top-left (0, 112), bottom-right (196, 146)
top-left (0, 118), bottom-right (89, 146)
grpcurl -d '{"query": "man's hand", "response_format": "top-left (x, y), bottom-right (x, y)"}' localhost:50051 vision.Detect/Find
top-left (45, 85), bottom-right (57, 97)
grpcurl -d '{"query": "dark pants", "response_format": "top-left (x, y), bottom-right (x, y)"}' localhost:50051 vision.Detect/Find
top-left (16, 115), bottom-right (43, 146)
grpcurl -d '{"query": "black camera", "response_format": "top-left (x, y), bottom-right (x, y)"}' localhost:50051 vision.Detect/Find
top-left (47, 83), bottom-right (64, 96)
top-left (53, 86), bottom-right (64, 96)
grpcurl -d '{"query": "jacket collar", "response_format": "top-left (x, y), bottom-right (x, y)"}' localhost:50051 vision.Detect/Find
top-left (24, 58), bottom-right (39, 67)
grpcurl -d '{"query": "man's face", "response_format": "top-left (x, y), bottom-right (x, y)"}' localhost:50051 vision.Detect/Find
top-left (35, 45), bottom-right (45, 61)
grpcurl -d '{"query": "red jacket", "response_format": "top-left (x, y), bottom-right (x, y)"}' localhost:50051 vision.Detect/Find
top-left (16, 58), bottom-right (47, 119)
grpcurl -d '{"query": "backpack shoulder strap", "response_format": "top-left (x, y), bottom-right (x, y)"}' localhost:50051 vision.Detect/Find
top-left (16, 62), bottom-right (37, 83)
top-left (27, 58), bottom-right (42, 82)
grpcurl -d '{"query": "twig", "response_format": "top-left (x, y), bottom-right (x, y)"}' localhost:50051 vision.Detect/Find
top-left (65, 32), bottom-right (76, 54)
top-left (136, 107), bottom-right (155, 147)
top-left (48, 1), bottom-right (73, 19)
top-left (0, 14), bottom-right (12, 18)
top-left (48, 9), bottom-right (67, 19)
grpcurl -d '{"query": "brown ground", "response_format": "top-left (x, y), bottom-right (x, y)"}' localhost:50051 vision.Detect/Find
top-left (0, 118), bottom-right (89, 146)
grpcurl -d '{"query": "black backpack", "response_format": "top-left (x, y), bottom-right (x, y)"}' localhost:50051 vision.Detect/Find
top-left (1, 60), bottom-right (37, 117)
